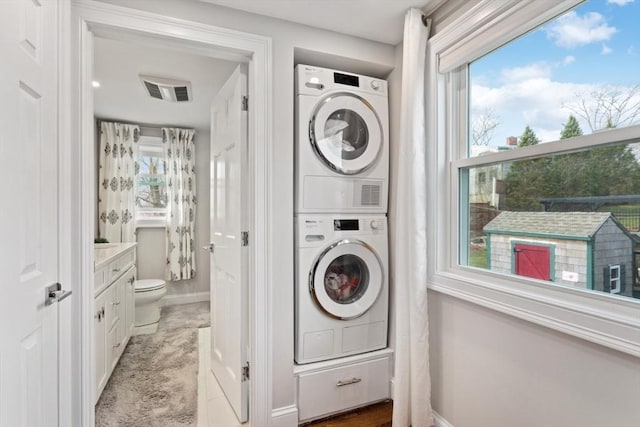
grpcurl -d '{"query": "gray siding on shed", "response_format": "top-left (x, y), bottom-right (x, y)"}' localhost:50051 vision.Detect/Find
top-left (593, 218), bottom-right (634, 297)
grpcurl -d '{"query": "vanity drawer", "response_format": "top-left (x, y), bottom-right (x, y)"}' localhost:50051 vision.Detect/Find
top-left (298, 356), bottom-right (390, 422)
top-left (109, 250), bottom-right (135, 281)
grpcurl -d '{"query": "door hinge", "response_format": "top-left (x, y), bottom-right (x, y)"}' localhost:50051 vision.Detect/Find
top-left (242, 362), bottom-right (250, 382)
top-left (241, 231), bottom-right (249, 246)
top-left (241, 95), bottom-right (248, 111)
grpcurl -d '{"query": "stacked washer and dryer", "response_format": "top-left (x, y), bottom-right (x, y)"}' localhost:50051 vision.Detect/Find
top-left (294, 64), bottom-right (392, 421)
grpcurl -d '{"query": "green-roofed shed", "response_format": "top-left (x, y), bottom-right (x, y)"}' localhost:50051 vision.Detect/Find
top-left (483, 211), bottom-right (634, 297)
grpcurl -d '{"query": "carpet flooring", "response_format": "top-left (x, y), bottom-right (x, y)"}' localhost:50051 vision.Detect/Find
top-left (96, 302), bottom-right (210, 427)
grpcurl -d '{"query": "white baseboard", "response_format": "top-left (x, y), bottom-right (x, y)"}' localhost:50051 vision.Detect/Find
top-left (390, 377), bottom-right (395, 401)
top-left (272, 405), bottom-right (298, 427)
top-left (161, 291), bottom-right (210, 307)
top-left (433, 410), bottom-right (454, 427)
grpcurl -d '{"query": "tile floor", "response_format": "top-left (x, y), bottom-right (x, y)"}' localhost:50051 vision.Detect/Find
top-left (197, 327), bottom-right (248, 427)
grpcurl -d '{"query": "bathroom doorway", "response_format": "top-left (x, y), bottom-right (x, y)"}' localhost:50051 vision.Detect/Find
top-left (92, 34), bottom-right (242, 425)
top-left (72, 2), bottom-right (273, 426)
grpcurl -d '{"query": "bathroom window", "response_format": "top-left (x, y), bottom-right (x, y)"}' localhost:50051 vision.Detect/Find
top-left (136, 136), bottom-right (167, 227)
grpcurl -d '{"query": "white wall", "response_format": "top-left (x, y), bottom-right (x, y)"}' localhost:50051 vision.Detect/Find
top-left (429, 292), bottom-right (640, 427)
top-left (97, 0), bottom-right (397, 418)
top-left (136, 131), bottom-right (211, 297)
top-left (423, 1), bottom-right (640, 426)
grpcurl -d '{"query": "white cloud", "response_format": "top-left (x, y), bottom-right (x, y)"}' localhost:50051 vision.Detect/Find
top-left (607, 0), bottom-right (634, 5)
top-left (545, 11), bottom-right (617, 48)
top-left (562, 55), bottom-right (576, 66)
top-left (472, 74), bottom-right (640, 146)
top-left (601, 44), bottom-right (613, 54)
top-left (500, 63), bottom-right (551, 83)
top-left (471, 73), bottom-right (607, 144)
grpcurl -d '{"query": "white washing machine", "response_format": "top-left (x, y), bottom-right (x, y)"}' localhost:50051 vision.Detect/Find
top-left (295, 214), bottom-right (388, 364)
top-left (295, 65), bottom-right (389, 214)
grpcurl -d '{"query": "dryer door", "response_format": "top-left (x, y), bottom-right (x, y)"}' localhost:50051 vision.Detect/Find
top-left (310, 93), bottom-right (383, 175)
top-left (310, 239), bottom-right (383, 319)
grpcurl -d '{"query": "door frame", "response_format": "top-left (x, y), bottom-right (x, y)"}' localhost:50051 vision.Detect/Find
top-left (68, 1), bottom-right (273, 426)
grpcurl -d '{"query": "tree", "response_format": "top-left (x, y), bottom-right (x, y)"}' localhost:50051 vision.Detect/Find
top-left (471, 109), bottom-right (500, 146)
top-left (563, 85), bottom-right (640, 132)
top-left (504, 126), bottom-right (545, 210)
top-left (518, 125), bottom-right (540, 147)
top-left (504, 116), bottom-right (640, 211)
top-left (560, 114), bottom-right (583, 139)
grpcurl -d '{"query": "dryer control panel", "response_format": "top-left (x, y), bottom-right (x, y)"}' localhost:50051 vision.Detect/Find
top-left (295, 64), bottom-right (388, 97)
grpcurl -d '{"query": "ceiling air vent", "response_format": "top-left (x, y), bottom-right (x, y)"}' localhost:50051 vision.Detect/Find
top-left (139, 75), bottom-right (192, 103)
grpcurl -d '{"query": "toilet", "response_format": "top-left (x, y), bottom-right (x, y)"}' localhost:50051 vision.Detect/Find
top-left (134, 279), bottom-right (167, 332)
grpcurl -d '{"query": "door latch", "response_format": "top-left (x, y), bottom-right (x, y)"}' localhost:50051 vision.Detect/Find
top-left (242, 362), bottom-right (250, 382)
top-left (45, 282), bottom-right (72, 306)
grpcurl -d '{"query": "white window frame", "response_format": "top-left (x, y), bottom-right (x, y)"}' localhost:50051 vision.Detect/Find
top-left (136, 135), bottom-right (166, 228)
top-left (426, 0), bottom-right (640, 357)
top-left (609, 265), bottom-right (621, 294)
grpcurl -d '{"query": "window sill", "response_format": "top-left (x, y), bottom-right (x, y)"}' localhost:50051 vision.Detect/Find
top-left (428, 267), bottom-right (640, 358)
top-left (136, 218), bottom-right (166, 229)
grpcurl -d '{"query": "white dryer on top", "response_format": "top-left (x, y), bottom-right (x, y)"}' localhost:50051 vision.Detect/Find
top-left (295, 65), bottom-right (389, 214)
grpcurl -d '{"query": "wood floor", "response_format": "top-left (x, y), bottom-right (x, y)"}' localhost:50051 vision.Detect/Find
top-left (301, 401), bottom-right (393, 427)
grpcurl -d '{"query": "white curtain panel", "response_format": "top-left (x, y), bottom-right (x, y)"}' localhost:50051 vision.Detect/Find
top-left (98, 121), bottom-right (139, 243)
top-left (392, 8), bottom-right (433, 427)
top-left (163, 127), bottom-right (197, 281)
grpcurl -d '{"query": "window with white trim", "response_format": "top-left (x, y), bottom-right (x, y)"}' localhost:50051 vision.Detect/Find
top-left (606, 264), bottom-right (622, 294)
top-left (428, 0), bottom-right (640, 357)
top-left (136, 135), bottom-right (167, 227)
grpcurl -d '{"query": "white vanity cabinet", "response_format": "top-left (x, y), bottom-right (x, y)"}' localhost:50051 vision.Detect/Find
top-left (94, 243), bottom-right (137, 404)
top-left (94, 290), bottom-right (107, 398)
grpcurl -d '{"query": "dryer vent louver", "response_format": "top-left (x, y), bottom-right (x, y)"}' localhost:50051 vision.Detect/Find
top-left (140, 75), bottom-right (192, 103)
top-left (360, 184), bottom-right (381, 206)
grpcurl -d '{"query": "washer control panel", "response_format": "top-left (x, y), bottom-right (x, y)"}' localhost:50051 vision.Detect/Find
top-left (333, 219), bottom-right (359, 231)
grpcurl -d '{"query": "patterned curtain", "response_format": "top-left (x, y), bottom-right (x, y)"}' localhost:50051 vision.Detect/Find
top-left (98, 121), bottom-right (139, 243)
top-left (163, 127), bottom-right (197, 281)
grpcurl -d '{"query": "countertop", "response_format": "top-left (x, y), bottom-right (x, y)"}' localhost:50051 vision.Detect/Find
top-left (94, 242), bottom-right (137, 271)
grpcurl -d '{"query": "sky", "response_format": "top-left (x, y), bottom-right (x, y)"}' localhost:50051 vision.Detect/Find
top-left (470, 0), bottom-right (640, 147)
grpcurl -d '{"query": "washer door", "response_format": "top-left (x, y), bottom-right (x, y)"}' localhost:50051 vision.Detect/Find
top-left (310, 93), bottom-right (382, 175)
top-left (310, 239), bottom-right (383, 320)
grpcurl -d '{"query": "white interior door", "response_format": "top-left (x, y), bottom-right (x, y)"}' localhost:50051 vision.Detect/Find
top-left (0, 1), bottom-right (68, 426)
top-left (209, 65), bottom-right (249, 423)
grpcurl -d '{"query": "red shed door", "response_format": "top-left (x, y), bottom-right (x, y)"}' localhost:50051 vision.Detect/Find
top-left (514, 244), bottom-right (551, 280)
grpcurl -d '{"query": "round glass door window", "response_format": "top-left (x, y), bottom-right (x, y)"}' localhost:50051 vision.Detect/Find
top-left (323, 110), bottom-right (369, 161)
top-left (311, 93), bottom-right (382, 175)
top-left (311, 240), bottom-right (383, 319)
top-left (323, 254), bottom-right (369, 304)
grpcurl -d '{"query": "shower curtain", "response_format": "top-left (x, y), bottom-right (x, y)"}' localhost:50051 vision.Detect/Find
top-left (392, 8), bottom-right (433, 427)
top-left (163, 127), bottom-right (197, 281)
top-left (98, 121), bottom-right (139, 243)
